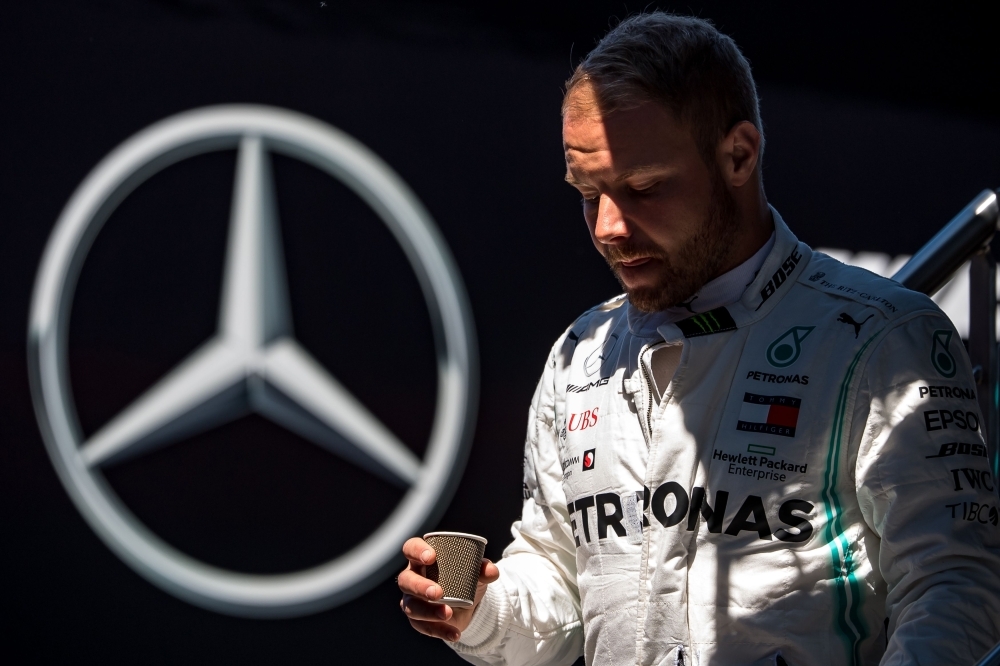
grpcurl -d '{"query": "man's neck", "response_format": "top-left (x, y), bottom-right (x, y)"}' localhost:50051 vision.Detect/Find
top-left (712, 199), bottom-right (774, 280)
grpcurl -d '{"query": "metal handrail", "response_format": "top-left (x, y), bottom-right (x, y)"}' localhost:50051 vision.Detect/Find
top-left (980, 641), bottom-right (1000, 666)
top-left (892, 189), bottom-right (998, 294)
top-left (890, 189), bottom-right (1000, 666)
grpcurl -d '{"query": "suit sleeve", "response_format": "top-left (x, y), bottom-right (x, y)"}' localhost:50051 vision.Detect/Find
top-left (448, 340), bottom-right (584, 666)
top-left (854, 312), bottom-right (1000, 665)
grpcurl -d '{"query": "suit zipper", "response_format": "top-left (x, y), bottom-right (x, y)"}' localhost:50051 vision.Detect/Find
top-left (638, 342), bottom-right (661, 444)
top-left (640, 351), bottom-right (654, 439)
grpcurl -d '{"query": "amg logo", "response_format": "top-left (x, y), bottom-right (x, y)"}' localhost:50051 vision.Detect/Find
top-left (567, 377), bottom-right (610, 393)
top-left (756, 249), bottom-right (802, 310)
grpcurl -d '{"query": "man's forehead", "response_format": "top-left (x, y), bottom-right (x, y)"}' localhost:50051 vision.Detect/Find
top-left (563, 109), bottom-right (693, 182)
top-left (563, 92), bottom-right (693, 159)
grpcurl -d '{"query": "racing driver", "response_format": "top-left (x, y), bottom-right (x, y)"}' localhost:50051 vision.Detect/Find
top-left (397, 11), bottom-right (1000, 665)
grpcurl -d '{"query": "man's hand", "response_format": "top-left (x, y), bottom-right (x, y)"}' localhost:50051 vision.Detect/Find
top-left (398, 537), bottom-right (500, 642)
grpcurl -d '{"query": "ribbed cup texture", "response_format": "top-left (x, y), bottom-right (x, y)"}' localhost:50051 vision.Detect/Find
top-left (424, 535), bottom-right (485, 605)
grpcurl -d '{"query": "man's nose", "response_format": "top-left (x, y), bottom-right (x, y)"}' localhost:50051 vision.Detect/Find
top-left (594, 194), bottom-right (630, 244)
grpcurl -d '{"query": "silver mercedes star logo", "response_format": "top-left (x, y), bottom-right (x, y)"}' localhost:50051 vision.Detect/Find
top-left (28, 105), bottom-right (477, 617)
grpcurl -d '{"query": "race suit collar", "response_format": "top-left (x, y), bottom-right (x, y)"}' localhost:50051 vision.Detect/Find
top-left (627, 206), bottom-right (810, 341)
top-left (736, 206), bottom-right (811, 318)
top-left (625, 211), bottom-right (779, 339)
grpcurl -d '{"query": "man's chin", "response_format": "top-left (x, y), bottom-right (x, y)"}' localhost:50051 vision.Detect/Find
top-left (625, 286), bottom-right (675, 313)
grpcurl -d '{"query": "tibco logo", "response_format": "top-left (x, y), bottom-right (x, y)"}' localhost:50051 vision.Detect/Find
top-left (568, 408), bottom-right (599, 432)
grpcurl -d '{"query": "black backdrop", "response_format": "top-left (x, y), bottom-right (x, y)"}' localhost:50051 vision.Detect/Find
top-left (3, 2), bottom-right (1000, 663)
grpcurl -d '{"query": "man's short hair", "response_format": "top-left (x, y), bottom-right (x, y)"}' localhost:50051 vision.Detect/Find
top-left (564, 12), bottom-right (764, 168)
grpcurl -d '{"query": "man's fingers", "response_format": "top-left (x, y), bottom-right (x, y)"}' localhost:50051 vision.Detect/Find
top-left (401, 594), bottom-right (453, 622)
top-left (480, 558), bottom-right (500, 583)
top-left (402, 537), bottom-right (436, 566)
top-left (407, 618), bottom-right (462, 642)
top-left (397, 568), bottom-right (443, 600)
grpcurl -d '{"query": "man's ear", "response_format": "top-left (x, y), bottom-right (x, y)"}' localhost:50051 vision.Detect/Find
top-left (717, 120), bottom-right (761, 188)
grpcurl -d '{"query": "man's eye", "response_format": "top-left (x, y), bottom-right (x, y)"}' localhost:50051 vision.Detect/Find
top-left (629, 182), bottom-right (658, 195)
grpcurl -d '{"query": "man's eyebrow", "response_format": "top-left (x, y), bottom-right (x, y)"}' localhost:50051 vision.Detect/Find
top-left (613, 165), bottom-right (668, 182)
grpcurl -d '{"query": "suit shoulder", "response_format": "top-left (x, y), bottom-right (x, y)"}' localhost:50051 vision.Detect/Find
top-left (796, 251), bottom-right (941, 321)
top-left (564, 293), bottom-right (627, 343)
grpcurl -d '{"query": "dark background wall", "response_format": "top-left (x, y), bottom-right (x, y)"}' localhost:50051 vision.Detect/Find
top-left (2, 1), bottom-right (999, 663)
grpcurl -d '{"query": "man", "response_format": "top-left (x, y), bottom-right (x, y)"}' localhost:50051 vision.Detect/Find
top-left (398, 12), bottom-right (1000, 665)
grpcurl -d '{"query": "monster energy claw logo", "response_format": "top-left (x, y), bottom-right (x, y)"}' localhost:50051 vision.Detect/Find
top-left (766, 326), bottom-right (815, 368)
top-left (932, 329), bottom-right (957, 378)
top-left (677, 307), bottom-right (737, 338)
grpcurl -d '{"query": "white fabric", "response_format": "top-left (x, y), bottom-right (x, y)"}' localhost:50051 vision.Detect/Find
top-left (449, 208), bottom-right (1000, 666)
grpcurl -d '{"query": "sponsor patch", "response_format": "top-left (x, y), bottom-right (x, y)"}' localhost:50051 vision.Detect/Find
top-left (567, 377), bottom-right (611, 393)
top-left (765, 326), bottom-right (814, 368)
top-left (584, 334), bottom-right (620, 377)
top-left (919, 385), bottom-right (976, 400)
top-left (810, 277), bottom-right (899, 313)
top-left (945, 501), bottom-right (999, 526)
top-left (582, 449), bottom-right (595, 471)
top-left (737, 393), bottom-right (801, 437)
top-left (570, 484), bottom-right (815, 544)
top-left (924, 409), bottom-right (980, 432)
top-left (746, 370), bottom-right (809, 385)
top-left (949, 468), bottom-right (994, 492)
top-left (567, 408), bottom-right (599, 432)
top-left (926, 442), bottom-right (988, 459)
top-left (756, 248), bottom-right (803, 310)
top-left (931, 329), bottom-right (957, 378)
top-left (837, 312), bottom-right (873, 339)
top-left (621, 492), bottom-right (644, 545)
top-left (677, 307), bottom-right (737, 338)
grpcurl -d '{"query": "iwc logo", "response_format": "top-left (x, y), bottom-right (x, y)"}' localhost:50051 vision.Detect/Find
top-left (27, 106), bottom-right (477, 617)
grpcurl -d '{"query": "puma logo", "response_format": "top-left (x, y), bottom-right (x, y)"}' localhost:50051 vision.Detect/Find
top-left (837, 312), bottom-right (873, 338)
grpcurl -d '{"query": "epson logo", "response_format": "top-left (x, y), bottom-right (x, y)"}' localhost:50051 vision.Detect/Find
top-left (924, 409), bottom-right (981, 432)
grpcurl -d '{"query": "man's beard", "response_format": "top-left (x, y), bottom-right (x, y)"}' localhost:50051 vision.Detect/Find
top-left (604, 173), bottom-right (740, 313)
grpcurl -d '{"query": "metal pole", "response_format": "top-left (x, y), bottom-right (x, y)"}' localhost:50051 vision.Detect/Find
top-left (892, 189), bottom-right (999, 296)
top-left (969, 248), bottom-right (999, 483)
top-left (976, 639), bottom-right (1000, 666)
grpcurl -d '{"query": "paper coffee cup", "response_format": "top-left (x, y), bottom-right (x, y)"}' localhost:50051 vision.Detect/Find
top-left (423, 531), bottom-right (488, 608)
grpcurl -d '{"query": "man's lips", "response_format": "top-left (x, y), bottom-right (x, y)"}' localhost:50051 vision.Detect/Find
top-left (618, 257), bottom-right (653, 268)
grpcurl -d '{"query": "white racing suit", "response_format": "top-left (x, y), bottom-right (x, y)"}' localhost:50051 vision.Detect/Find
top-left (451, 211), bottom-right (1000, 666)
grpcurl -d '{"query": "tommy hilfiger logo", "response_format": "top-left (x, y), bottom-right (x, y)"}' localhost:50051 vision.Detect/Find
top-left (582, 449), bottom-right (596, 471)
top-left (737, 393), bottom-right (801, 437)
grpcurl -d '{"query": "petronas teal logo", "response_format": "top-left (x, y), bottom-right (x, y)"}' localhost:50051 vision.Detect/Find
top-left (766, 326), bottom-right (815, 368)
top-left (931, 329), bottom-right (957, 378)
